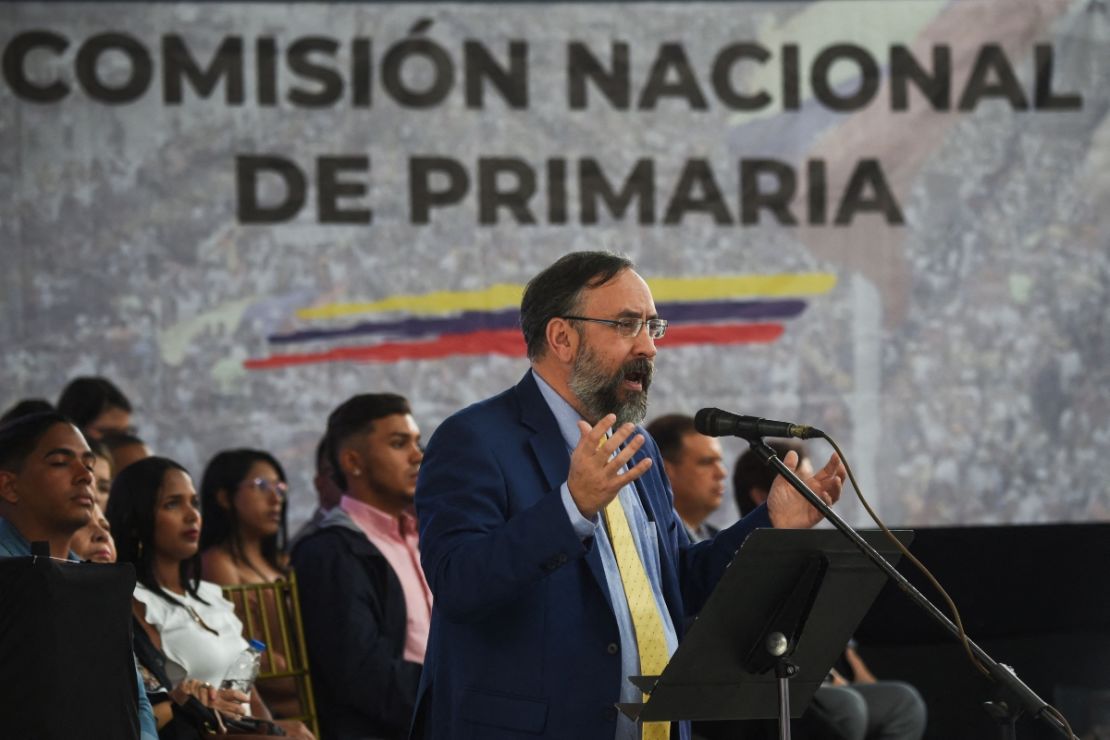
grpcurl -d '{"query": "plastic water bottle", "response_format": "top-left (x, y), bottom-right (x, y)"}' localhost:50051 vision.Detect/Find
top-left (221, 639), bottom-right (266, 694)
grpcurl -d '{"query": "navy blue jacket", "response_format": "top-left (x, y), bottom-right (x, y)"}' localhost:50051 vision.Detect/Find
top-left (292, 510), bottom-right (422, 740)
top-left (413, 372), bottom-right (771, 739)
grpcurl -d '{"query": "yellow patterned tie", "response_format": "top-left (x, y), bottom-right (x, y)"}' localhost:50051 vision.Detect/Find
top-left (603, 489), bottom-right (671, 740)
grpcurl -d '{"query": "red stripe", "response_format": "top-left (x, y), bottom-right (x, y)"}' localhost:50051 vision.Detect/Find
top-left (244, 323), bottom-right (784, 370)
top-left (664, 323), bottom-right (784, 346)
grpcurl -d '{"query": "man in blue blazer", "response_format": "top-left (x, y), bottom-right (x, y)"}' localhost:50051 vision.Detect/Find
top-left (414, 252), bottom-right (846, 740)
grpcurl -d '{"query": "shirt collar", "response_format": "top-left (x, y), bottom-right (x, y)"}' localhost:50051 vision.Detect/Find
top-left (0, 516), bottom-right (81, 561)
top-left (531, 369), bottom-right (589, 453)
top-left (340, 495), bottom-right (416, 537)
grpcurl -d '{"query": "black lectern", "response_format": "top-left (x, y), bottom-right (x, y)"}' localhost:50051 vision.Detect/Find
top-left (618, 528), bottom-right (912, 731)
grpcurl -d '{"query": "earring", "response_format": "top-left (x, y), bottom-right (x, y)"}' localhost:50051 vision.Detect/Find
top-left (352, 469), bottom-right (361, 476)
top-left (137, 540), bottom-right (143, 558)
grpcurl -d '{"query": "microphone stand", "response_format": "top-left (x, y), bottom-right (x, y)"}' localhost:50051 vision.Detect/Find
top-left (747, 438), bottom-right (1070, 740)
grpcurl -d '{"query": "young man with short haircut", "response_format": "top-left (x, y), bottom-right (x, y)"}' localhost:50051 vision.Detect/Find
top-left (0, 411), bottom-right (157, 739)
top-left (291, 393), bottom-right (429, 740)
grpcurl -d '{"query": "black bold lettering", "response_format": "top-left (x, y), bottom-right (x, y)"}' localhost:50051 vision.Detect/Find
top-left (382, 37), bottom-right (454, 108)
top-left (288, 37), bottom-right (343, 108)
top-left (1034, 44), bottom-right (1081, 110)
top-left (811, 44), bottom-right (880, 112)
top-left (478, 158), bottom-right (536, 224)
top-left (547, 159), bottom-right (567, 224)
top-left (782, 44), bottom-right (801, 110)
top-left (410, 157), bottom-right (469, 223)
top-left (711, 43), bottom-right (771, 111)
top-left (257, 37), bottom-right (277, 106)
top-left (638, 44), bottom-right (707, 110)
top-left (579, 159), bottom-right (654, 224)
top-left (806, 159), bottom-right (827, 225)
top-left (318, 156), bottom-right (372, 224)
top-left (567, 42), bottom-right (629, 110)
top-left (236, 155), bottom-right (307, 223)
top-left (740, 159), bottom-right (797, 225)
top-left (834, 159), bottom-right (903, 225)
top-left (352, 38), bottom-right (372, 107)
top-left (958, 44), bottom-right (1027, 111)
top-left (464, 41), bottom-right (527, 108)
top-left (3, 31), bottom-right (69, 103)
top-left (663, 160), bottom-right (732, 224)
top-left (75, 33), bottom-right (152, 104)
top-left (890, 44), bottom-right (950, 111)
top-left (162, 35), bottom-right (243, 105)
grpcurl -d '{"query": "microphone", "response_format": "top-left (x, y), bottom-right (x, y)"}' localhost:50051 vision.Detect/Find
top-left (694, 408), bottom-right (821, 440)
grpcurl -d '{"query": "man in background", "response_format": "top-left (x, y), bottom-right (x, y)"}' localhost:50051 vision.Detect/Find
top-left (646, 413), bottom-right (729, 543)
top-left (292, 393), bottom-right (428, 740)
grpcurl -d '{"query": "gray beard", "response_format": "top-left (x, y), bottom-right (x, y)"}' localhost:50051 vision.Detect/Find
top-left (568, 344), bottom-right (652, 427)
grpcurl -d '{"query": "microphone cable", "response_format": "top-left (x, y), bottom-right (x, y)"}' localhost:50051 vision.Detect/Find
top-left (814, 430), bottom-right (1076, 739)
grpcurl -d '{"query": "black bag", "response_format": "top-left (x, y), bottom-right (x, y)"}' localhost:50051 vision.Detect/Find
top-left (0, 557), bottom-right (140, 740)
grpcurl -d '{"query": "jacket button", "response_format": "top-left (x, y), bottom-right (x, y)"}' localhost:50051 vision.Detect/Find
top-left (607, 642), bottom-right (619, 655)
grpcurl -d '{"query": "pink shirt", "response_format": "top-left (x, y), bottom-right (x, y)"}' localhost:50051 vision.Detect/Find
top-left (340, 495), bottom-right (433, 664)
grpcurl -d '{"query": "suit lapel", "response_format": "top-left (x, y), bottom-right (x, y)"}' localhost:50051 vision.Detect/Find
top-left (515, 372), bottom-right (614, 615)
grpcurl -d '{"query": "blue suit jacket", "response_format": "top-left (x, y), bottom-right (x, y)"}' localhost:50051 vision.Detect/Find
top-left (413, 372), bottom-right (771, 740)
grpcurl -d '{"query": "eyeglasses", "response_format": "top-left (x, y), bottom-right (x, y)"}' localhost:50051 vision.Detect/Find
top-left (561, 316), bottom-right (668, 339)
top-left (239, 477), bottom-right (288, 499)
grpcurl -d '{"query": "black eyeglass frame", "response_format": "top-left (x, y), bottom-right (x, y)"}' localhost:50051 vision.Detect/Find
top-left (560, 315), bottom-right (668, 339)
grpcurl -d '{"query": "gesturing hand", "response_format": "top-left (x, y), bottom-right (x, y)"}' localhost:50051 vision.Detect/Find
top-left (566, 413), bottom-right (653, 519)
top-left (766, 450), bottom-right (846, 529)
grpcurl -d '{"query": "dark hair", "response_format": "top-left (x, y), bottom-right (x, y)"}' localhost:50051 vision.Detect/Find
top-left (56, 377), bottom-right (132, 431)
top-left (101, 431), bottom-right (147, 452)
top-left (198, 448), bottom-right (287, 572)
top-left (325, 393), bottom-right (411, 489)
top-left (88, 438), bottom-right (113, 473)
top-left (645, 414), bottom-right (698, 463)
top-left (314, 434), bottom-right (333, 478)
top-left (0, 411), bottom-right (77, 472)
top-left (0, 398), bottom-right (54, 425)
top-left (733, 441), bottom-right (807, 516)
top-left (519, 251), bottom-right (633, 360)
top-left (107, 456), bottom-right (205, 605)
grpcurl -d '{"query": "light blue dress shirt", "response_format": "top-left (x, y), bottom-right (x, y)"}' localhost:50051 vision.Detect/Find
top-left (533, 371), bottom-right (680, 740)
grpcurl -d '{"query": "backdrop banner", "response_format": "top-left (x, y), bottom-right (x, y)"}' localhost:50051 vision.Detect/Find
top-left (3, 1), bottom-right (1107, 529)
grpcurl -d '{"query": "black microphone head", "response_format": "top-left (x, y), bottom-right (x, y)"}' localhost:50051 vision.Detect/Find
top-left (694, 408), bottom-right (726, 437)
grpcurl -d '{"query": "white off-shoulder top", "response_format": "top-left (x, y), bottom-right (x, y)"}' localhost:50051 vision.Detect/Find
top-left (134, 580), bottom-right (249, 686)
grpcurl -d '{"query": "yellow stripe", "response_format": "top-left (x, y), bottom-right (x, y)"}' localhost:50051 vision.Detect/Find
top-left (297, 283), bottom-right (525, 320)
top-left (297, 273), bottom-right (836, 320)
top-left (647, 273), bottom-right (837, 302)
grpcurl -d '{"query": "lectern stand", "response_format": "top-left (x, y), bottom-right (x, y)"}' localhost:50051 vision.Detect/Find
top-left (617, 528), bottom-right (913, 737)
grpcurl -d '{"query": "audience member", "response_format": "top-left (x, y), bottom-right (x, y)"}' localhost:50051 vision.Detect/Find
top-left (199, 448), bottom-right (288, 585)
top-left (290, 434), bottom-right (344, 549)
top-left (90, 437), bottom-right (114, 510)
top-left (108, 456), bottom-right (313, 739)
top-left (291, 393), bottom-right (428, 740)
top-left (0, 411), bottom-right (158, 739)
top-left (71, 502), bottom-right (118, 563)
top-left (56, 376), bottom-right (134, 440)
top-left (646, 413), bottom-right (729, 542)
top-left (0, 397), bottom-right (53, 424)
top-left (0, 411), bottom-right (96, 558)
top-left (199, 447), bottom-right (298, 718)
top-left (734, 442), bottom-right (928, 740)
top-left (103, 431), bottom-right (153, 473)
